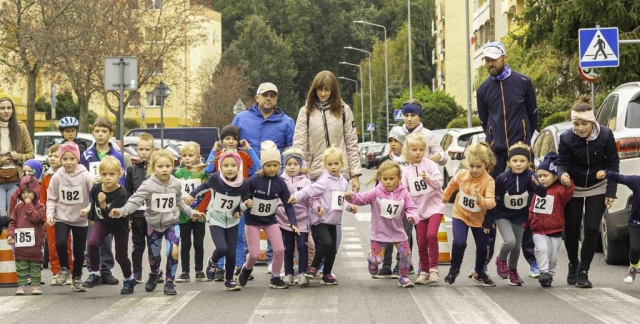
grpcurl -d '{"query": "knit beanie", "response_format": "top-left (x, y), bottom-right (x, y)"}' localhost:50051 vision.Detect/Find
top-left (538, 152), bottom-right (558, 175)
top-left (58, 142), bottom-right (80, 161)
top-left (282, 152), bottom-right (304, 167)
top-left (23, 159), bottom-right (43, 179)
top-left (220, 125), bottom-right (240, 142)
top-left (260, 141), bottom-right (281, 166)
top-left (388, 126), bottom-right (406, 146)
top-left (401, 102), bottom-right (422, 117)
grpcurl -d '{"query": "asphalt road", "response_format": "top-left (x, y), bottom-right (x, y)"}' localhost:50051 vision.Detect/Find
top-left (1, 168), bottom-right (639, 324)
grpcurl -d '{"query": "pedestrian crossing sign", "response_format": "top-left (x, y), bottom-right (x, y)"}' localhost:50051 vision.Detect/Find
top-left (367, 123), bottom-right (375, 132)
top-left (394, 110), bottom-right (404, 121)
top-left (579, 27), bottom-right (619, 68)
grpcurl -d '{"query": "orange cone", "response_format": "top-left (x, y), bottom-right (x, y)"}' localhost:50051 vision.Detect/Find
top-left (437, 216), bottom-right (451, 265)
top-left (0, 229), bottom-right (18, 287)
top-left (258, 229), bottom-right (268, 261)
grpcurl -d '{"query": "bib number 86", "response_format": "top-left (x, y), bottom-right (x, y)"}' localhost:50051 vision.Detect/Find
top-left (462, 197), bottom-right (475, 209)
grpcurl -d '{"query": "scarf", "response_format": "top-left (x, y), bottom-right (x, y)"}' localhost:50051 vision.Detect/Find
top-left (490, 63), bottom-right (512, 81)
top-left (390, 152), bottom-right (408, 166)
top-left (0, 121), bottom-right (10, 154)
top-left (218, 152), bottom-right (244, 187)
top-left (315, 99), bottom-right (331, 111)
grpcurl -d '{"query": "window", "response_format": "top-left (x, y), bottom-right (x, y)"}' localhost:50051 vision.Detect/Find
top-left (145, 60), bottom-right (163, 75)
top-left (538, 132), bottom-right (556, 158)
top-left (128, 92), bottom-right (141, 107)
top-left (533, 131), bottom-right (545, 158)
top-left (146, 92), bottom-right (164, 106)
top-left (626, 98), bottom-right (640, 128)
top-left (145, 0), bottom-right (162, 10)
top-left (144, 27), bottom-right (163, 43)
top-left (440, 134), bottom-right (453, 151)
top-left (596, 95), bottom-right (617, 126)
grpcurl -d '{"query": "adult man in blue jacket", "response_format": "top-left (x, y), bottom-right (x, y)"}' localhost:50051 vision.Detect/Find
top-left (476, 42), bottom-right (540, 279)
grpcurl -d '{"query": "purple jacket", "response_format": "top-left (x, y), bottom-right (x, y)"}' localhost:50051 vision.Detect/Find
top-left (348, 183), bottom-right (419, 243)
top-left (292, 172), bottom-right (351, 226)
top-left (401, 158), bottom-right (445, 220)
top-left (276, 173), bottom-right (318, 233)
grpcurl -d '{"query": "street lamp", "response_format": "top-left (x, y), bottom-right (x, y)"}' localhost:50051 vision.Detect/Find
top-left (152, 81), bottom-right (172, 147)
top-left (354, 20), bottom-right (389, 136)
top-left (337, 77), bottom-right (361, 141)
top-left (339, 62), bottom-right (365, 142)
top-left (344, 46), bottom-right (373, 142)
top-left (407, 0), bottom-right (413, 99)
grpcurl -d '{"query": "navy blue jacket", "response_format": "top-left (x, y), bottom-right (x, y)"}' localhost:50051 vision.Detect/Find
top-left (556, 126), bottom-right (619, 198)
top-left (80, 142), bottom-right (126, 186)
top-left (494, 169), bottom-right (547, 223)
top-left (232, 104), bottom-right (295, 154)
top-left (477, 71), bottom-right (538, 155)
top-left (245, 173), bottom-right (297, 227)
top-left (189, 173), bottom-right (251, 213)
top-left (605, 172), bottom-right (640, 227)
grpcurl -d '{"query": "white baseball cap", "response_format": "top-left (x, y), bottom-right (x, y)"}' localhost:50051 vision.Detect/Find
top-left (483, 42), bottom-right (507, 60)
top-left (256, 82), bottom-right (278, 95)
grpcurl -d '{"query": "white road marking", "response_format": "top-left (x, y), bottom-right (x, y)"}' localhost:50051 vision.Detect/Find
top-left (342, 226), bottom-right (357, 231)
top-left (546, 288), bottom-right (640, 324)
top-left (343, 251), bottom-right (365, 258)
top-left (343, 237), bottom-right (361, 242)
top-left (0, 295), bottom-right (65, 323)
top-left (90, 291), bottom-right (199, 324)
top-left (248, 289), bottom-right (337, 323)
top-left (410, 287), bottom-right (520, 324)
top-left (354, 213), bottom-right (371, 222)
top-left (341, 244), bottom-right (363, 250)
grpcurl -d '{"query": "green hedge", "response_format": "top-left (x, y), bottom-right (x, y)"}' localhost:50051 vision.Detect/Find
top-left (541, 110), bottom-right (571, 129)
top-left (446, 116), bottom-right (481, 128)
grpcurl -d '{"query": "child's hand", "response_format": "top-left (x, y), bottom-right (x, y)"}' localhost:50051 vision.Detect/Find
top-left (213, 141), bottom-right (222, 152)
top-left (98, 192), bottom-right (106, 204)
top-left (288, 224), bottom-right (300, 235)
top-left (420, 171), bottom-right (428, 181)
top-left (317, 206), bottom-right (324, 217)
top-left (90, 220), bottom-right (95, 226)
top-left (408, 217), bottom-right (415, 225)
top-left (472, 188), bottom-right (483, 203)
top-left (288, 197), bottom-right (297, 204)
top-left (110, 208), bottom-right (122, 218)
top-left (6, 236), bottom-right (13, 245)
top-left (23, 197), bottom-right (32, 204)
top-left (429, 153), bottom-right (441, 162)
top-left (46, 217), bottom-right (55, 226)
top-left (233, 211), bottom-right (240, 219)
top-left (238, 139), bottom-right (251, 151)
top-left (244, 199), bottom-right (253, 209)
top-left (561, 173), bottom-right (571, 187)
top-left (349, 205), bottom-right (358, 213)
top-left (344, 191), bottom-right (354, 201)
top-left (531, 175), bottom-right (539, 186)
top-left (191, 210), bottom-right (205, 220)
top-left (184, 195), bottom-right (195, 205)
top-left (596, 170), bottom-right (606, 180)
top-left (80, 207), bottom-right (90, 217)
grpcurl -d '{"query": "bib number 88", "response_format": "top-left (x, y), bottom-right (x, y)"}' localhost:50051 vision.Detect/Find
top-left (258, 203), bottom-right (271, 213)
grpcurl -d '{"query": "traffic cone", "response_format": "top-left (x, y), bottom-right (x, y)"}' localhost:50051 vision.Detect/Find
top-left (258, 229), bottom-right (268, 261)
top-left (0, 229), bottom-right (18, 287)
top-left (437, 216), bottom-right (451, 265)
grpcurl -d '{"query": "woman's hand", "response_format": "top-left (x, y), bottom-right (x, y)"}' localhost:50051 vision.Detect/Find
top-left (596, 170), bottom-right (606, 180)
top-left (429, 153), bottom-right (441, 162)
top-left (351, 176), bottom-right (360, 193)
top-left (605, 197), bottom-right (615, 209)
top-left (244, 199), bottom-right (253, 209)
top-left (10, 151), bottom-right (19, 161)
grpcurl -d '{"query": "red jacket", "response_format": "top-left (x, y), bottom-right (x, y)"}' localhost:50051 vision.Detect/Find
top-left (528, 181), bottom-right (574, 235)
top-left (8, 175), bottom-right (46, 262)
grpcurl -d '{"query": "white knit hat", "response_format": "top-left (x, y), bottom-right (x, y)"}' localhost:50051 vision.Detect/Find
top-left (260, 140), bottom-right (281, 166)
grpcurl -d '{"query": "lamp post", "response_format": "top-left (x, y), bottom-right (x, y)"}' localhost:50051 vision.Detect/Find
top-left (339, 62), bottom-right (365, 142)
top-left (407, 0), bottom-right (413, 99)
top-left (152, 81), bottom-right (172, 147)
top-left (337, 77), bottom-right (361, 141)
top-left (344, 46), bottom-right (373, 142)
top-left (354, 20), bottom-right (389, 137)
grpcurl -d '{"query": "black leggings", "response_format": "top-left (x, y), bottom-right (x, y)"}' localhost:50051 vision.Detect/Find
top-left (564, 194), bottom-right (606, 270)
top-left (311, 224), bottom-right (337, 275)
top-left (131, 216), bottom-right (147, 275)
top-left (629, 226), bottom-right (640, 265)
top-left (180, 221), bottom-right (205, 272)
top-left (55, 222), bottom-right (87, 278)
top-left (209, 225), bottom-right (238, 281)
top-left (282, 229), bottom-right (309, 275)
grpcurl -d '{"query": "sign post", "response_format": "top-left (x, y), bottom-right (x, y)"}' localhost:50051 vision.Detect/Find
top-left (104, 57), bottom-right (138, 154)
top-left (50, 84), bottom-right (56, 130)
top-left (153, 82), bottom-right (172, 148)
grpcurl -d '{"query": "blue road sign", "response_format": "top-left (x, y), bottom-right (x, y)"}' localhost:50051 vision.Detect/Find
top-left (579, 27), bottom-right (619, 68)
top-left (367, 123), bottom-right (375, 132)
top-left (394, 110), bottom-right (404, 121)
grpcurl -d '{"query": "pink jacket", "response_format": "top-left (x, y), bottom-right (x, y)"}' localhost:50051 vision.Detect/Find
top-left (401, 158), bottom-right (445, 219)
top-left (292, 172), bottom-right (351, 226)
top-left (402, 123), bottom-right (449, 166)
top-left (276, 173), bottom-right (318, 233)
top-left (348, 183), bottom-right (419, 243)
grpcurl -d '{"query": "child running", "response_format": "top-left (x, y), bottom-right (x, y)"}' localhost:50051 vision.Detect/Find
top-left (237, 141), bottom-right (298, 289)
top-left (110, 149), bottom-right (205, 295)
top-left (7, 174), bottom-right (46, 295)
top-left (443, 142), bottom-right (497, 286)
top-left (529, 152), bottom-right (574, 287)
top-left (84, 156), bottom-right (135, 294)
top-left (276, 149), bottom-right (317, 287)
top-left (185, 151), bottom-right (251, 291)
top-left (345, 160), bottom-right (419, 288)
top-left (289, 147), bottom-right (358, 285)
top-left (493, 142), bottom-right (546, 286)
top-left (400, 133), bottom-right (445, 284)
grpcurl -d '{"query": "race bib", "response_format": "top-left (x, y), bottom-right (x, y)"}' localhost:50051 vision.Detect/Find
top-left (213, 192), bottom-right (241, 213)
top-left (88, 162), bottom-right (101, 177)
top-left (251, 197), bottom-right (278, 216)
top-left (533, 195), bottom-right (555, 215)
top-left (458, 189), bottom-right (481, 213)
top-left (504, 192), bottom-right (530, 210)
top-left (15, 228), bottom-right (35, 248)
top-left (331, 191), bottom-right (346, 211)
top-left (59, 185), bottom-right (83, 205)
top-left (379, 199), bottom-right (404, 219)
top-left (181, 179), bottom-right (201, 197)
top-left (409, 177), bottom-right (432, 197)
top-left (151, 193), bottom-right (176, 213)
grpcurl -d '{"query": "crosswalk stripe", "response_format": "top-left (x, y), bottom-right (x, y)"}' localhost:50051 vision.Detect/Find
top-left (89, 291), bottom-right (199, 324)
top-left (0, 295), bottom-right (65, 324)
top-left (343, 237), bottom-right (361, 242)
top-left (248, 289), bottom-right (337, 323)
top-left (341, 244), bottom-right (363, 250)
top-left (546, 288), bottom-right (640, 324)
top-left (410, 287), bottom-right (520, 324)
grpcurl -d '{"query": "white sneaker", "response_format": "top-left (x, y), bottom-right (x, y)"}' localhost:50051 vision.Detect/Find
top-left (293, 274), bottom-right (301, 284)
top-left (283, 274), bottom-right (294, 286)
top-left (65, 276), bottom-right (72, 286)
top-left (427, 268), bottom-right (440, 284)
top-left (51, 274), bottom-right (61, 286)
top-left (299, 275), bottom-right (310, 287)
top-left (415, 272), bottom-right (429, 285)
top-left (267, 263), bottom-right (272, 274)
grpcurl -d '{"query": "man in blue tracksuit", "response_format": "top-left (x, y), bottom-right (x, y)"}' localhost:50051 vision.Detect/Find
top-left (221, 82), bottom-right (295, 277)
top-left (476, 42), bottom-right (540, 278)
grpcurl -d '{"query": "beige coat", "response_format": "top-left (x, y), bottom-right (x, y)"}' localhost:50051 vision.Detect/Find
top-left (11, 121), bottom-right (34, 177)
top-left (292, 104), bottom-right (362, 181)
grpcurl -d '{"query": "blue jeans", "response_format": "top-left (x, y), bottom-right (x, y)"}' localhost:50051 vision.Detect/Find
top-left (218, 214), bottom-right (249, 268)
top-left (0, 181), bottom-right (18, 217)
top-left (451, 218), bottom-right (489, 275)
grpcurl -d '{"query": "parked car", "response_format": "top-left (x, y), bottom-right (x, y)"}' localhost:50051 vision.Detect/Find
top-left (122, 136), bottom-right (186, 166)
top-left (430, 128), bottom-right (451, 144)
top-left (531, 122), bottom-right (573, 167)
top-left (33, 132), bottom-right (122, 165)
top-left (125, 127), bottom-right (219, 158)
top-left (438, 127), bottom-right (484, 187)
top-left (359, 141), bottom-right (378, 167)
top-left (364, 143), bottom-right (386, 169)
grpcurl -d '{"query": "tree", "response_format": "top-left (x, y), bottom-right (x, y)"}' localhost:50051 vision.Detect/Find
top-left (35, 90), bottom-right (97, 127)
top-left (393, 85), bottom-right (464, 131)
top-left (124, 118), bottom-right (140, 132)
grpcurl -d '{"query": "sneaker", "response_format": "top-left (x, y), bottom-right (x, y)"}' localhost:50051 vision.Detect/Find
top-left (299, 275), bottom-right (311, 287)
top-left (238, 266), bottom-right (253, 287)
top-left (121, 279), bottom-right (137, 294)
top-left (508, 269), bottom-right (524, 286)
top-left (134, 273), bottom-right (144, 284)
top-left (31, 285), bottom-right (42, 295)
top-left (575, 269), bottom-right (593, 288)
top-left (398, 276), bottom-right (414, 288)
top-left (71, 277), bottom-right (87, 292)
top-left (224, 280), bottom-right (241, 291)
top-left (468, 265), bottom-right (489, 278)
top-left (56, 267), bottom-right (70, 286)
top-left (293, 274), bottom-right (301, 285)
top-left (65, 276), bottom-right (72, 286)
top-left (567, 263), bottom-right (579, 285)
top-left (206, 257), bottom-right (218, 281)
top-left (624, 267), bottom-right (637, 284)
top-left (495, 258), bottom-right (508, 279)
top-left (51, 274), bottom-right (61, 286)
top-left (409, 265), bottom-right (415, 275)
top-left (175, 272), bottom-right (190, 283)
top-left (415, 272), bottom-right (429, 285)
top-left (234, 266), bottom-right (242, 277)
top-left (539, 272), bottom-right (552, 288)
top-left (40, 278), bottom-right (45, 285)
top-left (101, 273), bottom-right (119, 285)
top-left (270, 276), bottom-right (289, 289)
top-left (315, 271), bottom-right (324, 280)
top-left (444, 268), bottom-right (460, 285)
top-left (472, 272), bottom-right (496, 287)
top-left (282, 274), bottom-right (294, 286)
top-left (373, 268), bottom-right (393, 279)
top-left (304, 267), bottom-right (317, 279)
top-left (267, 263), bottom-right (272, 274)
top-left (529, 262), bottom-right (540, 278)
top-left (367, 255), bottom-right (380, 276)
top-left (321, 274), bottom-right (338, 285)
top-left (428, 268), bottom-right (440, 284)
top-left (82, 274), bottom-right (102, 288)
top-left (15, 285), bottom-right (26, 295)
top-left (164, 282), bottom-right (177, 295)
top-left (214, 269), bottom-right (225, 282)
top-left (156, 270), bottom-right (165, 283)
top-left (145, 272), bottom-right (159, 292)
top-left (195, 271), bottom-right (207, 282)
top-left (391, 267), bottom-right (400, 279)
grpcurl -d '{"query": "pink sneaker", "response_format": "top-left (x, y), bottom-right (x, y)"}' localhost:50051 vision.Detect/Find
top-left (398, 276), bottom-right (414, 288)
top-left (508, 269), bottom-right (524, 286)
top-left (495, 257), bottom-right (508, 279)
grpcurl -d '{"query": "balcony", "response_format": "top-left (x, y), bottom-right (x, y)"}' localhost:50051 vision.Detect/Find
top-left (473, 0), bottom-right (491, 32)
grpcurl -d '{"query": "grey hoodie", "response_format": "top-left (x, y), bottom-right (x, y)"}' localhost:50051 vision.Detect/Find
top-left (119, 174), bottom-right (193, 232)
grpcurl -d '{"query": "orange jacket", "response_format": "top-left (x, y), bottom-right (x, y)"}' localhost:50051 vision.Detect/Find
top-left (443, 170), bottom-right (496, 227)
